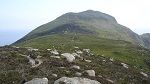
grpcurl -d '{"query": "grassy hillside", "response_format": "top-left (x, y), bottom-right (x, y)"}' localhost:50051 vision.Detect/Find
top-left (15, 34), bottom-right (150, 72)
top-left (14, 10), bottom-right (145, 47)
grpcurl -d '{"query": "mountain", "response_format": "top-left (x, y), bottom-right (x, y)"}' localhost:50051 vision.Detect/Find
top-left (14, 10), bottom-right (146, 47)
top-left (141, 33), bottom-right (150, 48)
top-left (2, 10), bottom-right (150, 83)
top-left (12, 10), bottom-right (150, 73)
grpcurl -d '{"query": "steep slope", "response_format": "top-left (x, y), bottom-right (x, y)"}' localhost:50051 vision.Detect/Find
top-left (14, 10), bottom-right (144, 47)
top-left (141, 33), bottom-right (150, 48)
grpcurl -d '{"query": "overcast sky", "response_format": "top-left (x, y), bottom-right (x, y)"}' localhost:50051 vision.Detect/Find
top-left (0, 0), bottom-right (150, 46)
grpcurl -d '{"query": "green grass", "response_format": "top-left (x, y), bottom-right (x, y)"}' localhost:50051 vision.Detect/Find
top-left (15, 34), bottom-right (150, 72)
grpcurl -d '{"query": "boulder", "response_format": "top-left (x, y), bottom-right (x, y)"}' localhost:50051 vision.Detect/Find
top-left (24, 78), bottom-right (48, 84)
top-left (54, 77), bottom-right (101, 84)
top-left (85, 70), bottom-right (96, 77)
top-left (61, 53), bottom-right (75, 62)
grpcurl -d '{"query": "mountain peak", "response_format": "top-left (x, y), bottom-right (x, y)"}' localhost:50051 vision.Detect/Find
top-left (59, 10), bottom-right (117, 23)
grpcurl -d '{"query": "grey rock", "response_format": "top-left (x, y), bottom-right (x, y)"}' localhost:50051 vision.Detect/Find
top-left (71, 65), bottom-right (80, 70)
top-left (61, 53), bottom-right (75, 62)
top-left (75, 72), bottom-right (82, 76)
top-left (85, 70), bottom-right (96, 77)
top-left (24, 78), bottom-right (48, 84)
top-left (54, 77), bottom-right (101, 84)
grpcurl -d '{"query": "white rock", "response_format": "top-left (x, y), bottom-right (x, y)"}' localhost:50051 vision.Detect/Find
top-left (25, 78), bottom-right (48, 84)
top-left (37, 55), bottom-right (42, 59)
top-left (28, 48), bottom-right (39, 51)
top-left (76, 50), bottom-right (83, 54)
top-left (75, 72), bottom-right (82, 76)
top-left (74, 46), bottom-right (79, 49)
top-left (72, 53), bottom-right (80, 57)
top-left (54, 77), bottom-right (101, 84)
top-left (102, 60), bottom-right (106, 62)
top-left (51, 50), bottom-right (59, 55)
top-left (121, 63), bottom-right (128, 69)
top-left (85, 60), bottom-right (92, 63)
top-left (83, 49), bottom-right (90, 53)
top-left (106, 79), bottom-right (114, 83)
top-left (61, 53), bottom-right (75, 62)
top-left (140, 72), bottom-right (148, 77)
top-left (47, 49), bottom-right (51, 51)
top-left (85, 70), bottom-right (96, 77)
top-left (110, 58), bottom-right (114, 61)
top-left (52, 74), bottom-right (58, 77)
top-left (71, 65), bottom-right (80, 69)
top-left (50, 56), bottom-right (60, 59)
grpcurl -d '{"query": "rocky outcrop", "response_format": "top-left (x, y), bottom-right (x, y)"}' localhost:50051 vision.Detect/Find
top-left (54, 77), bottom-right (101, 84)
top-left (24, 78), bottom-right (48, 84)
top-left (61, 53), bottom-right (75, 62)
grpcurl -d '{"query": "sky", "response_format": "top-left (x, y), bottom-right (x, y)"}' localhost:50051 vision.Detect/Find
top-left (0, 0), bottom-right (150, 46)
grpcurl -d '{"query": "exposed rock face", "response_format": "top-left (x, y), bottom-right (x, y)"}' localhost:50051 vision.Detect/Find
top-left (85, 70), bottom-right (96, 77)
top-left (54, 77), bottom-right (101, 84)
top-left (61, 53), bottom-right (75, 62)
top-left (24, 78), bottom-right (48, 84)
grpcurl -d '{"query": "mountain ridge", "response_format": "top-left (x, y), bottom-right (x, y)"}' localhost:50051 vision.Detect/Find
top-left (13, 10), bottom-right (149, 49)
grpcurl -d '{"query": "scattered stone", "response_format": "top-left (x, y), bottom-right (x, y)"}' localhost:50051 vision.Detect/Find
top-left (51, 50), bottom-right (59, 55)
top-left (110, 58), bottom-right (114, 61)
top-left (52, 74), bottom-right (58, 77)
top-left (140, 72), bottom-right (148, 77)
top-left (24, 78), bottom-right (48, 84)
top-left (61, 53), bottom-right (75, 62)
top-left (83, 49), bottom-right (90, 53)
top-left (37, 55), bottom-right (42, 58)
top-left (74, 46), bottom-right (79, 49)
top-left (59, 67), bottom-right (65, 69)
top-left (106, 79), bottom-right (114, 83)
top-left (103, 60), bottom-right (106, 62)
top-left (47, 49), bottom-right (51, 51)
top-left (85, 70), bottom-right (96, 77)
top-left (121, 63), bottom-right (128, 69)
top-left (76, 50), bottom-right (83, 54)
top-left (72, 53), bottom-right (80, 57)
top-left (85, 59), bottom-right (92, 63)
top-left (75, 72), bottom-right (82, 77)
top-left (28, 48), bottom-right (39, 51)
top-left (102, 54), bottom-right (105, 56)
top-left (71, 65), bottom-right (80, 70)
top-left (54, 77), bottom-right (101, 84)
top-left (98, 75), bottom-right (103, 78)
top-left (50, 56), bottom-right (60, 59)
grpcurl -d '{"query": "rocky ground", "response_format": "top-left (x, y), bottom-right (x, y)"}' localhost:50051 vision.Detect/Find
top-left (0, 46), bottom-right (150, 84)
